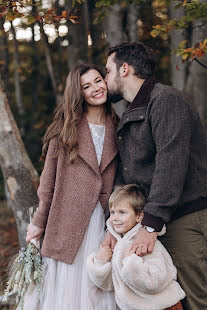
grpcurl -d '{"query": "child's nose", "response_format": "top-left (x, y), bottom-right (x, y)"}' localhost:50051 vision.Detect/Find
top-left (111, 213), bottom-right (118, 220)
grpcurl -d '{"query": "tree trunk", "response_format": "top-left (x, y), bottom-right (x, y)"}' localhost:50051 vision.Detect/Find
top-left (185, 0), bottom-right (207, 131)
top-left (104, 4), bottom-right (127, 46)
top-left (86, 0), bottom-right (105, 65)
top-left (40, 23), bottom-right (62, 106)
top-left (0, 74), bottom-right (39, 247)
top-left (11, 23), bottom-right (25, 134)
top-left (127, 3), bottom-right (140, 41)
top-left (0, 19), bottom-right (10, 101)
top-left (66, 0), bottom-right (88, 70)
top-left (30, 0), bottom-right (39, 129)
top-left (170, 2), bottom-right (187, 90)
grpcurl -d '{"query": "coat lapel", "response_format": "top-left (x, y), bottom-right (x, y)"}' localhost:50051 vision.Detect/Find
top-left (78, 115), bottom-right (100, 176)
top-left (100, 114), bottom-right (118, 174)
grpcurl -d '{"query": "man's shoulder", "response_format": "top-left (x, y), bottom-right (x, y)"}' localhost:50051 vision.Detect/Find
top-left (151, 82), bottom-right (187, 100)
top-left (149, 82), bottom-right (192, 111)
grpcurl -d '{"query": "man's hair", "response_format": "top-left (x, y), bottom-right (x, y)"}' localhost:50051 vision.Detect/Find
top-left (107, 42), bottom-right (155, 79)
top-left (109, 184), bottom-right (145, 215)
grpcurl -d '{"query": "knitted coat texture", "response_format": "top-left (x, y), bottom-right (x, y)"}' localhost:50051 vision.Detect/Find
top-left (86, 221), bottom-right (185, 310)
top-left (32, 114), bottom-right (118, 264)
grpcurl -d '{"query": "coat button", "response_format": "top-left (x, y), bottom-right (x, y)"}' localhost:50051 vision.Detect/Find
top-left (140, 115), bottom-right (144, 119)
top-left (126, 117), bottom-right (129, 121)
top-left (118, 136), bottom-right (122, 141)
top-left (124, 167), bottom-right (127, 172)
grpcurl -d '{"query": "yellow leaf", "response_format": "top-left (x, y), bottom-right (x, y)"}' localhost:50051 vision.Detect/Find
top-left (182, 53), bottom-right (189, 60)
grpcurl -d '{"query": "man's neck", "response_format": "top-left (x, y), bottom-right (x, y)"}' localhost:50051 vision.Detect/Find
top-left (123, 77), bottom-right (145, 103)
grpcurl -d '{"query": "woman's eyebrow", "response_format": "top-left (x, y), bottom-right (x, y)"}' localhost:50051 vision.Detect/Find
top-left (82, 77), bottom-right (101, 87)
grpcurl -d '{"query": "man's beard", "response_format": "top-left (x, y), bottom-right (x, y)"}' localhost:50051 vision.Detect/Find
top-left (107, 73), bottom-right (123, 103)
top-left (107, 91), bottom-right (123, 103)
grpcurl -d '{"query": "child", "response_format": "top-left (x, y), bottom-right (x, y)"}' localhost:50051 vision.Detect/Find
top-left (86, 184), bottom-right (185, 310)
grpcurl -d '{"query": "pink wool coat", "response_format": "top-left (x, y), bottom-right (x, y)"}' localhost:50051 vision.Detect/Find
top-left (32, 114), bottom-right (118, 264)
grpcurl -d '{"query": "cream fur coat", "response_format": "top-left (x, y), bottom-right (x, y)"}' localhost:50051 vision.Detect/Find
top-left (86, 221), bottom-right (185, 310)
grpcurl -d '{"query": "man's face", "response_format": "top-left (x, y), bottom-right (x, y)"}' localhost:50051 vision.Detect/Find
top-left (105, 53), bottom-right (123, 102)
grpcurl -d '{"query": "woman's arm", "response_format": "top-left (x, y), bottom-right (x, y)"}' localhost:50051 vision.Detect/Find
top-left (32, 137), bottom-right (58, 229)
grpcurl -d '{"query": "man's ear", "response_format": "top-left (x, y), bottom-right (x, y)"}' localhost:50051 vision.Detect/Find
top-left (136, 210), bottom-right (144, 223)
top-left (120, 63), bottom-right (130, 77)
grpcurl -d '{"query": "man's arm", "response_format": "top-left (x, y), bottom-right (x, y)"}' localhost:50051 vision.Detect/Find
top-left (114, 153), bottom-right (125, 187)
top-left (133, 92), bottom-right (193, 255)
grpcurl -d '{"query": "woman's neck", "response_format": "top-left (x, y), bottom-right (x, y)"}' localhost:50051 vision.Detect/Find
top-left (86, 106), bottom-right (106, 125)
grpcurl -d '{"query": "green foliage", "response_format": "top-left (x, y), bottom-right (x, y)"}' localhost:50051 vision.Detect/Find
top-left (151, 0), bottom-right (207, 61)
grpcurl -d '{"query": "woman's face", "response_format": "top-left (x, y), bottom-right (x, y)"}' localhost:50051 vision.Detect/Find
top-left (80, 69), bottom-right (107, 107)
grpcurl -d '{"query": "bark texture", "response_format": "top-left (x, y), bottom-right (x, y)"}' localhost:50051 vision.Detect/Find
top-left (40, 23), bottom-right (62, 106)
top-left (185, 1), bottom-right (207, 130)
top-left (66, 1), bottom-right (88, 70)
top-left (0, 75), bottom-right (39, 247)
top-left (170, 2), bottom-right (187, 90)
top-left (11, 23), bottom-right (25, 132)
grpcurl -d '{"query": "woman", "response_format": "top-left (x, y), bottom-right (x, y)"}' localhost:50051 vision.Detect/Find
top-left (24, 64), bottom-right (119, 309)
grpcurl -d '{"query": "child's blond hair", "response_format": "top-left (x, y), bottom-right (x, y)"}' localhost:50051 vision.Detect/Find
top-left (109, 184), bottom-right (145, 214)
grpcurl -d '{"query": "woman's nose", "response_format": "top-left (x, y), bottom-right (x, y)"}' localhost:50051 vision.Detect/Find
top-left (92, 83), bottom-right (100, 91)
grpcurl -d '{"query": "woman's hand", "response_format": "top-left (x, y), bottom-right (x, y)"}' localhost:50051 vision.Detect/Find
top-left (26, 223), bottom-right (44, 242)
top-left (96, 245), bottom-right (112, 263)
top-left (101, 231), bottom-right (117, 251)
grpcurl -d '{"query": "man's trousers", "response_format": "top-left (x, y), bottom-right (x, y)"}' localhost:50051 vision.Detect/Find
top-left (159, 208), bottom-right (207, 310)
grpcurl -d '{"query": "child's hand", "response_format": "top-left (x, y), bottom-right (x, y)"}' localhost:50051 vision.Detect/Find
top-left (96, 245), bottom-right (113, 263)
top-left (123, 245), bottom-right (137, 258)
top-left (26, 223), bottom-right (44, 242)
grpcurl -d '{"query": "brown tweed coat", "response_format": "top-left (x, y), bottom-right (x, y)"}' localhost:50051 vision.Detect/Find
top-left (32, 114), bottom-right (118, 264)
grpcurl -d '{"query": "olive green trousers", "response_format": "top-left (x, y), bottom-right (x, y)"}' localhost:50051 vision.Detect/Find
top-left (159, 209), bottom-right (207, 310)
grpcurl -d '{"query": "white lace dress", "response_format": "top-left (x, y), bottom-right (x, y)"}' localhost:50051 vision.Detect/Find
top-left (22, 124), bottom-right (117, 310)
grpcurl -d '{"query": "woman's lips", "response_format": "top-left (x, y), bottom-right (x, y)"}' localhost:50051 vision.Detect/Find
top-left (93, 91), bottom-right (104, 99)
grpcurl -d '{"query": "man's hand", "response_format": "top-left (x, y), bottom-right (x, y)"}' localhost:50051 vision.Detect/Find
top-left (96, 245), bottom-right (113, 263)
top-left (123, 245), bottom-right (137, 259)
top-left (102, 231), bottom-right (117, 251)
top-left (130, 226), bottom-right (157, 256)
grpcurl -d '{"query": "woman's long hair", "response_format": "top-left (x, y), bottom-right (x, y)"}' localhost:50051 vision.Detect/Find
top-left (42, 63), bottom-right (118, 163)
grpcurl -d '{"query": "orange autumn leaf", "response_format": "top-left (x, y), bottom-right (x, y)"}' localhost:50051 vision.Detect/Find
top-left (62, 10), bottom-right (67, 18)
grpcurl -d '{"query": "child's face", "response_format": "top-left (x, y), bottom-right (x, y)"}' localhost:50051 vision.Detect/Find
top-left (109, 199), bottom-right (143, 234)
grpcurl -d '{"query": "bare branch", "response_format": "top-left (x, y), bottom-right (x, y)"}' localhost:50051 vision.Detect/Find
top-left (194, 58), bottom-right (207, 69)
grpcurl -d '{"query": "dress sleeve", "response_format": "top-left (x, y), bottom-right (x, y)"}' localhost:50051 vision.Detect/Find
top-left (86, 253), bottom-right (114, 292)
top-left (32, 137), bottom-right (58, 228)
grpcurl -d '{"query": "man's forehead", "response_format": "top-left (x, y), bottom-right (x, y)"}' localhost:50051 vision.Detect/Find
top-left (106, 53), bottom-right (115, 68)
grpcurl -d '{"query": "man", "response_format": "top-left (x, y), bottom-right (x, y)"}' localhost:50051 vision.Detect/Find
top-left (104, 42), bottom-right (207, 310)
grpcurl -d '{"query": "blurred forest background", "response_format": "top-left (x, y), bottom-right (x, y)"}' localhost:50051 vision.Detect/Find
top-left (0, 0), bottom-right (206, 306)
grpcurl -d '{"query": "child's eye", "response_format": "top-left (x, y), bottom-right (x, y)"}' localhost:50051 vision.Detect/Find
top-left (83, 85), bottom-right (89, 90)
top-left (110, 211), bottom-right (114, 215)
top-left (96, 79), bottom-right (102, 83)
top-left (120, 210), bottom-right (125, 214)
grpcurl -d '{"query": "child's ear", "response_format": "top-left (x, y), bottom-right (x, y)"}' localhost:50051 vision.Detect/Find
top-left (136, 211), bottom-right (144, 223)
